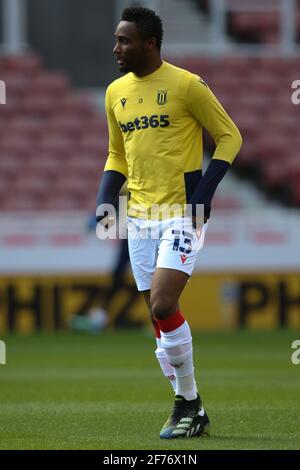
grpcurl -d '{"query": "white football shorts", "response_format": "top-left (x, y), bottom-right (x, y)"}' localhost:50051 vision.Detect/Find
top-left (127, 216), bottom-right (208, 292)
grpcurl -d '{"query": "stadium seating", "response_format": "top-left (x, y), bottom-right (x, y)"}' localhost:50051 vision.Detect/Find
top-left (0, 51), bottom-right (299, 210)
top-left (197, 0), bottom-right (300, 44)
top-left (0, 53), bottom-right (106, 211)
top-left (179, 54), bottom-right (299, 206)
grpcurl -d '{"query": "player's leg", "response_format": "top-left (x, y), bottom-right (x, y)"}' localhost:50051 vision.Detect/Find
top-left (143, 290), bottom-right (176, 393)
top-left (152, 218), bottom-right (209, 439)
top-left (151, 268), bottom-right (198, 401)
top-left (151, 268), bottom-right (209, 439)
top-left (127, 217), bottom-right (176, 390)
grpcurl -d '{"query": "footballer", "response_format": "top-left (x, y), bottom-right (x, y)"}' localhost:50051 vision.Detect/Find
top-left (96, 7), bottom-right (242, 439)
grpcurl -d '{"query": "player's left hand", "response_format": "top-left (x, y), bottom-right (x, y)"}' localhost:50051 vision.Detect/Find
top-left (192, 204), bottom-right (211, 229)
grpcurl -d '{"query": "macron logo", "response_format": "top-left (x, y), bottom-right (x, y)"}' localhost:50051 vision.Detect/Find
top-left (180, 255), bottom-right (187, 264)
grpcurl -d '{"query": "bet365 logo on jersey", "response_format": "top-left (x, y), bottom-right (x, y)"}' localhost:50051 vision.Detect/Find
top-left (119, 115), bottom-right (170, 133)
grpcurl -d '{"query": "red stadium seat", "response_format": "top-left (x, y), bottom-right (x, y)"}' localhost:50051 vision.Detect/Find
top-left (257, 134), bottom-right (291, 161)
top-left (12, 174), bottom-right (52, 196)
top-left (0, 73), bottom-right (30, 99)
top-left (232, 112), bottom-right (260, 138)
top-left (43, 190), bottom-right (93, 210)
top-left (261, 160), bottom-right (285, 187)
top-left (23, 161), bottom-right (62, 180)
top-left (0, 54), bottom-right (42, 75)
top-left (265, 113), bottom-right (298, 136)
top-left (2, 50), bottom-right (299, 209)
top-left (47, 116), bottom-right (85, 137)
top-left (0, 52), bottom-right (108, 211)
top-left (0, 157), bottom-right (23, 177)
top-left (231, 12), bottom-right (260, 35)
top-left (247, 73), bottom-right (283, 95)
top-left (1, 192), bottom-right (45, 211)
top-left (237, 141), bottom-right (260, 166)
top-left (26, 153), bottom-right (65, 172)
top-left (53, 174), bottom-right (91, 194)
top-left (231, 11), bottom-right (279, 44)
top-left (20, 95), bottom-right (62, 118)
top-left (213, 195), bottom-right (242, 210)
top-left (85, 116), bottom-right (108, 134)
top-left (0, 102), bottom-right (21, 119)
top-left (28, 72), bottom-right (70, 98)
top-left (5, 117), bottom-right (43, 139)
top-left (0, 176), bottom-right (11, 195)
top-left (37, 136), bottom-right (74, 157)
top-left (59, 95), bottom-right (96, 117)
top-left (209, 75), bottom-right (243, 96)
top-left (0, 136), bottom-right (33, 159)
top-left (79, 134), bottom-right (108, 154)
top-left (64, 155), bottom-right (100, 176)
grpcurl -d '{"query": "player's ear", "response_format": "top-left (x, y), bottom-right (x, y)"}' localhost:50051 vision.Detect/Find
top-left (145, 37), bottom-right (157, 51)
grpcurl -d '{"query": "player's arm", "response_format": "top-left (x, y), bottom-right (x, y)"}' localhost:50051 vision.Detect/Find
top-left (186, 75), bottom-right (242, 223)
top-left (96, 86), bottom-right (128, 224)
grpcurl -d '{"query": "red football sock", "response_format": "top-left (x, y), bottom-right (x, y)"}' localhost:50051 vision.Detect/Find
top-left (155, 309), bottom-right (185, 333)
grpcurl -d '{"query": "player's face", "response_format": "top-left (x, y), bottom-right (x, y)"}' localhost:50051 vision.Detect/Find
top-left (113, 21), bottom-right (151, 73)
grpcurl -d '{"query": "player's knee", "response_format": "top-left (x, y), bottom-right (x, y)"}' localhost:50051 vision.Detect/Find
top-left (151, 297), bottom-right (176, 320)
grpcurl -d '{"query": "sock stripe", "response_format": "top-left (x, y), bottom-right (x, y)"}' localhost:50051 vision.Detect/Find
top-left (155, 309), bottom-right (185, 333)
top-left (152, 319), bottom-right (161, 338)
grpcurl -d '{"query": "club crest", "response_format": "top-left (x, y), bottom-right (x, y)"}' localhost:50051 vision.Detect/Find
top-left (157, 90), bottom-right (168, 106)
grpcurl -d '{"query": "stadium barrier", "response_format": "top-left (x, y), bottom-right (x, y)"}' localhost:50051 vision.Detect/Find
top-left (0, 273), bottom-right (299, 333)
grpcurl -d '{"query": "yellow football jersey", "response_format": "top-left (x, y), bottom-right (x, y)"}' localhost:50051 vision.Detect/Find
top-left (104, 60), bottom-right (242, 218)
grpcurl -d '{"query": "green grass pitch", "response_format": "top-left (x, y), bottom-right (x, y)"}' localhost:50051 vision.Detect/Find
top-left (0, 329), bottom-right (299, 450)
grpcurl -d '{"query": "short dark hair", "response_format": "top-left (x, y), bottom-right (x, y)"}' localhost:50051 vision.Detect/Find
top-left (122, 6), bottom-right (163, 50)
